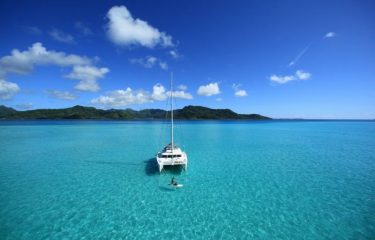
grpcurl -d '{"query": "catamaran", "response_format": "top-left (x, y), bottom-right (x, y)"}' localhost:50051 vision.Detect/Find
top-left (156, 73), bottom-right (188, 172)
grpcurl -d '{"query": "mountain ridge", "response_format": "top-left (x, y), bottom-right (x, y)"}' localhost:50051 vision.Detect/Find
top-left (0, 105), bottom-right (271, 120)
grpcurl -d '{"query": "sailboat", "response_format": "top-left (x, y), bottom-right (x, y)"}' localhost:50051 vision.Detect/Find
top-left (156, 73), bottom-right (188, 172)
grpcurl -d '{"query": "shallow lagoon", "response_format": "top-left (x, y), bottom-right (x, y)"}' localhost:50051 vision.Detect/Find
top-left (0, 120), bottom-right (374, 239)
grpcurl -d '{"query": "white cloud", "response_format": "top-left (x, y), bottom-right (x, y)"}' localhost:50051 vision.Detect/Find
top-left (92, 88), bottom-right (151, 107)
top-left (235, 90), bottom-right (247, 97)
top-left (216, 97), bottom-right (223, 102)
top-left (197, 82), bottom-right (220, 96)
top-left (159, 61), bottom-right (168, 70)
top-left (49, 29), bottom-right (75, 44)
top-left (0, 79), bottom-right (20, 99)
top-left (106, 5), bottom-right (173, 48)
top-left (152, 83), bottom-right (193, 100)
top-left (24, 26), bottom-right (42, 35)
top-left (178, 85), bottom-right (187, 91)
top-left (0, 42), bottom-right (92, 75)
top-left (46, 90), bottom-right (77, 100)
top-left (295, 70), bottom-right (311, 80)
top-left (151, 83), bottom-right (167, 101)
top-left (66, 65), bottom-right (109, 81)
top-left (92, 83), bottom-right (192, 107)
top-left (74, 81), bottom-right (99, 92)
top-left (130, 56), bottom-right (168, 70)
top-left (75, 22), bottom-right (93, 36)
top-left (232, 84), bottom-right (248, 97)
top-left (167, 90), bottom-right (193, 100)
top-left (269, 70), bottom-right (311, 84)
top-left (169, 50), bottom-right (182, 59)
top-left (130, 56), bottom-right (157, 68)
top-left (324, 32), bottom-right (336, 39)
top-left (270, 74), bottom-right (296, 84)
top-left (65, 65), bottom-right (109, 92)
top-left (0, 42), bottom-right (108, 95)
top-left (146, 57), bottom-right (158, 66)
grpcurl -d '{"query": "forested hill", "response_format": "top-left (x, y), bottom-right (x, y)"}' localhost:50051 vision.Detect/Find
top-left (0, 105), bottom-right (271, 120)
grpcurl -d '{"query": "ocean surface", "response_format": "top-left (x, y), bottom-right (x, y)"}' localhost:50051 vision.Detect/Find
top-left (0, 120), bottom-right (374, 239)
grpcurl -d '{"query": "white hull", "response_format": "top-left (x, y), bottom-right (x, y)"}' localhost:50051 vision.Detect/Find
top-left (156, 147), bottom-right (188, 172)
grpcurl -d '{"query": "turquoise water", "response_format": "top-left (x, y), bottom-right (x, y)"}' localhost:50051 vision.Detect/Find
top-left (0, 120), bottom-right (374, 239)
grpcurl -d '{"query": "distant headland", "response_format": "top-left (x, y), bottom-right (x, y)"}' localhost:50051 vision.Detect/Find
top-left (0, 105), bottom-right (271, 120)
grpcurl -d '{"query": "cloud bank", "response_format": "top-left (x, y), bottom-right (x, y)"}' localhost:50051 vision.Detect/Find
top-left (92, 83), bottom-right (192, 107)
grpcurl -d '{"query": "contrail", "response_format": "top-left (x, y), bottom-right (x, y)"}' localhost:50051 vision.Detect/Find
top-left (288, 43), bottom-right (312, 67)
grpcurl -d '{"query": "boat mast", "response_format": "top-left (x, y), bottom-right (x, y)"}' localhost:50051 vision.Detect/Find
top-left (171, 72), bottom-right (174, 151)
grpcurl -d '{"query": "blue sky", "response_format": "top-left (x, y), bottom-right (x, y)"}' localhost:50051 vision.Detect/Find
top-left (0, 0), bottom-right (374, 119)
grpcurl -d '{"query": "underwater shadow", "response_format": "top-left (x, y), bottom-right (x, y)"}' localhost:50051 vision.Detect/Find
top-left (85, 160), bottom-right (141, 167)
top-left (158, 186), bottom-right (176, 192)
top-left (144, 158), bottom-right (159, 176)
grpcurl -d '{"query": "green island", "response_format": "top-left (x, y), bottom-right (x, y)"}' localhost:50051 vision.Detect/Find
top-left (0, 105), bottom-right (270, 120)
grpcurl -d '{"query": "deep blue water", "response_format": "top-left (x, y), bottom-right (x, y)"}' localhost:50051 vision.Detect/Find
top-left (0, 120), bottom-right (374, 239)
